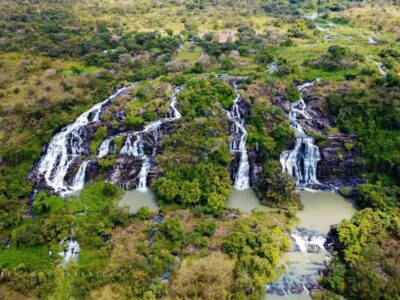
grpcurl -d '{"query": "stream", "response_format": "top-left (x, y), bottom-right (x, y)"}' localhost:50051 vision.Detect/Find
top-left (268, 79), bottom-right (357, 298)
top-left (265, 191), bottom-right (357, 299)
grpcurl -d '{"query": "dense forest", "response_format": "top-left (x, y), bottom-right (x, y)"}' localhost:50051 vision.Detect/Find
top-left (0, 0), bottom-right (399, 299)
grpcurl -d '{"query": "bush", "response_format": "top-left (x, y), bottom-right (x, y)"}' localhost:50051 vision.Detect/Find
top-left (339, 187), bottom-right (353, 198)
top-left (136, 206), bottom-right (153, 220)
top-left (159, 216), bottom-right (184, 242)
top-left (356, 184), bottom-right (398, 210)
top-left (285, 83), bottom-right (300, 102)
top-left (102, 182), bottom-right (119, 197)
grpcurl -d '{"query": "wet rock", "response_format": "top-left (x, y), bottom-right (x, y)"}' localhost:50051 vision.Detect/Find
top-left (273, 94), bottom-right (291, 113)
top-left (308, 244), bottom-right (321, 253)
top-left (275, 83), bottom-right (365, 189)
top-left (109, 156), bottom-right (143, 189)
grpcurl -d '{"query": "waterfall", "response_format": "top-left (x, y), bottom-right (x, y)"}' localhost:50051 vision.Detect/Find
top-left (118, 87), bottom-right (182, 191)
top-left (368, 36), bottom-right (377, 44)
top-left (35, 85), bottom-right (134, 195)
top-left (280, 81), bottom-right (321, 188)
top-left (68, 160), bottom-right (90, 193)
top-left (137, 156), bottom-right (151, 192)
top-left (59, 239), bottom-right (80, 265)
top-left (133, 137), bottom-right (144, 157)
top-left (268, 62), bottom-right (278, 73)
top-left (120, 132), bottom-right (136, 156)
top-left (167, 87), bottom-right (182, 119)
top-left (98, 137), bottom-right (113, 158)
top-left (374, 61), bottom-right (387, 78)
top-left (226, 82), bottom-right (250, 190)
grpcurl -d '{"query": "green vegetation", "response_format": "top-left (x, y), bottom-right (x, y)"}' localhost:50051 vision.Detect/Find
top-left (1, 0), bottom-right (400, 299)
top-left (0, 181), bottom-right (128, 297)
top-left (327, 83), bottom-right (400, 184)
top-left (323, 207), bottom-right (400, 300)
top-left (222, 211), bottom-right (292, 299)
top-left (87, 209), bottom-right (294, 299)
top-left (153, 77), bottom-right (234, 213)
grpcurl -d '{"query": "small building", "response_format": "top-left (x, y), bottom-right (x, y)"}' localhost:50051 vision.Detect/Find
top-left (214, 30), bottom-right (236, 43)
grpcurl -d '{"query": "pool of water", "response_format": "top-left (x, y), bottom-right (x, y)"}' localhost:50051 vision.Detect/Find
top-left (265, 190), bottom-right (357, 299)
top-left (297, 190), bottom-right (358, 232)
top-left (225, 189), bottom-right (273, 213)
top-left (119, 190), bottom-right (159, 214)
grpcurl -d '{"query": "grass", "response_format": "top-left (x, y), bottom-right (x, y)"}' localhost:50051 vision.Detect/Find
top-left (176, 44), bottom-right (203, 63)
top-left (0, 245), bottom-right (52, 270)
top-left (61, 65), bottom-right (99, 77)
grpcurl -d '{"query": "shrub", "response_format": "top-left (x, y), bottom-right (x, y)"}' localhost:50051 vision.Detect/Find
top-left (285, 83), bottom-right (300, 102)
top-left (136, 206), bottom-right (153, 220)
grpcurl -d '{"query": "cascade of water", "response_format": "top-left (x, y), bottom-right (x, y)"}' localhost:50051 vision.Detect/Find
top-left (374, 61), bottom-right (387, 77)
top-left (137, 156), bottom-right (151, 192)
top-left (368, 36), bottom-right (377, 44)
top-left (167, 86), bottom-right (182, 119)
top-left (59, 239), bottom-right (80, 264)
top-left (120, 133), bottom-right (136, 156)
top-left (280, 81), bottom-right (321, 187)
top-left (118, 87), bottom-right (182, 191)
top-left (133, 136), bottom-right (144, 157)
top-left (68, 160), bottom-right (90, 193)
top-left (36, 85), bottom-right (134, 195)
top-left (268, 61), bottom-right (278, 73)
top-left (226, 82), bottom-right (250, 190)
top-left (98, 137), bottom-right (113, 158)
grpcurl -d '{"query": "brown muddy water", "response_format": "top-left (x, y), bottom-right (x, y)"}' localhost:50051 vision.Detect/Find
top-left (265, 190), bottom-right (357, 299)
top-left (119, 190), bottom-right (159, 214)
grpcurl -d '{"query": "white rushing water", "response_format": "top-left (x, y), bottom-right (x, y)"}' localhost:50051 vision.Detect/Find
top-left (36, 85), bottom-right (135, 196)
top-left (119, 87), bottom-right (182, 192)
top-left (368, 36), bottom-right (377, 44)
top-left (280, 80), bottom-right (321, 188)
top-left (226, 82), bottom-right (250, 190)
top-left (168, 86), bottom-right (182, 119)
top-left (36, 82), bottom-right (182, 195)
top-left (69, 160), bottom-right (91, 193)
top-left (59, 239), bottom-right (80, 265)
top-left (268, 62), bottom-right (278, 73)
top-left (315, 24), bottom-right (329, 32)
top-left (266, 191), bottom-right (357, 299)
top-left (374, 61), bottom-right (388, 77)
top-left (97, 133), bottom-right (123, 158)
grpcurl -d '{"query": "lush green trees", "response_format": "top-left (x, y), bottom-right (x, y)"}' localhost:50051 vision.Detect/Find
top-left (356, 183), bottom-right (399, 211)
top-left (327, 86), bottom-right (400, 184)
top-left (323, 208), bottom-right (400, 299)
top-left (154, 163), bottom-right (231, 212)
top-left (223, 212), bottom-right (291, 299)
top-left (0, 181), bottom-right (128, 298)
top-left (177, 77), bottom-right (235, 116)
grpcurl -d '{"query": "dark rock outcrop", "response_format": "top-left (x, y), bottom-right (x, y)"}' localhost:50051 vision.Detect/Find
top-left (274, 83), bottom-right (365, 189)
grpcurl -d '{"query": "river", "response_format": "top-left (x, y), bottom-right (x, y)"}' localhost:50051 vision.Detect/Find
top-left (265, 190), bottom-right (357, 299)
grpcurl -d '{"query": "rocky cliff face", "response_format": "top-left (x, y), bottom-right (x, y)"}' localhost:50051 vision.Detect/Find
top-left (274, 83), bottom-right (365, 189)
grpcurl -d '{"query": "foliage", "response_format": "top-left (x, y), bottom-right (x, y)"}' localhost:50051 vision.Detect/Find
top-left (223, 212), bottom-right (291, 299)
top-left (0, 181), bottom-right (128, 298)
top-left (257, 161), bottom-right (301, 209)
top-left (178, 77), bottom-right (235, 115)
top-left (355, 183), bottom-right (399, 211)
top-left (327, 86), bottom-right (400, 184)
top-left (323, 208), bottom-right (400, 300)
top-left (154, 163), bottom-right (232, 212)
top-left (285, 83), bottom-right (301, 102)
top-left (90, 126), bottom-right (108, 154)
top-left (136, 206), bottom-right (153, 220)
